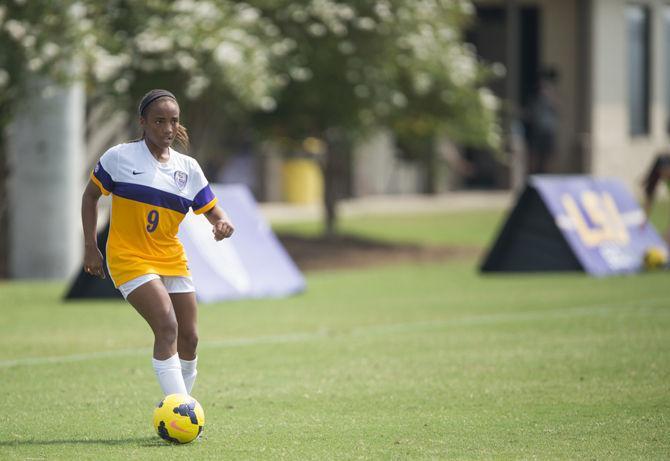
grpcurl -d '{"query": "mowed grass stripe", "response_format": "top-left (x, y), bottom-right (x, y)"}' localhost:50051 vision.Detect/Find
top-left (1, 296), bottom-right (666, 369)
top-left (1, 205), bottom-right (669, 459)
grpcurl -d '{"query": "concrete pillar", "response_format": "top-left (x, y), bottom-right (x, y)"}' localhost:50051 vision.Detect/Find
top-left (6, 76), bottom-right (85, 279)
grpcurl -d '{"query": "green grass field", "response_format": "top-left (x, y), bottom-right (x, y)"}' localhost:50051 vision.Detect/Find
top-left (272, 208), bottom-right (506, 247)
top-left (0, 205), bottom-right (669, 460)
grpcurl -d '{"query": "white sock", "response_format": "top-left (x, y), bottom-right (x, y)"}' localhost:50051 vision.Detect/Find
top-left (152, 353), bottom-right (188, 396)
top-left (180, 356), bottom-right (198, 394)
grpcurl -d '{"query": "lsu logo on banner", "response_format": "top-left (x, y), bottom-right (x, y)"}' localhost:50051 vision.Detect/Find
top-left (535, 176), bottom-right (665, 275)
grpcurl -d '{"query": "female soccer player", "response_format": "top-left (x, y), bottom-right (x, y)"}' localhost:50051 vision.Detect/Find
top-left (81, 89), bottom-right (234, 397)
top-left (642, 153), bottom-right (670, 241)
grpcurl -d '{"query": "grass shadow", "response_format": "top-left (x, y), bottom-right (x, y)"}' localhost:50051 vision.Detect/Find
top-left (277, 232), bottom-right (478, 271)
top-left (0, 436), bottom-right (160, 447)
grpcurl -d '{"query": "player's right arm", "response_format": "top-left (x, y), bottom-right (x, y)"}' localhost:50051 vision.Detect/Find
top-left (81, 179), bottom-right (106, 279)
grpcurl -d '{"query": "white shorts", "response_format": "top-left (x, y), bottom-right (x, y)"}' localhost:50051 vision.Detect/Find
top-left (118, 274), bottom-right (195, 299)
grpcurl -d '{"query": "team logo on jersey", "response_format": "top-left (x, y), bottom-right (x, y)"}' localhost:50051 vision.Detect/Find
top-left (174, 171), bottom-right (188, 190)
top-left (94, 163), bottom-right (100, 174)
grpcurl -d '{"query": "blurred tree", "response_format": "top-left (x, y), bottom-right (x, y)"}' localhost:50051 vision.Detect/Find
top-left (0, 0), bottom-right (285, 276)
top-left (0, 0), bottom-right (100, 277)
top-left (0, 1), bottom-right (285, 114)
top-left (250, 0), bottom-right (500, 234)
top-left (0, 0), bottom-right (500, 266)
top-left (0, 0), bottom-right (289, 168)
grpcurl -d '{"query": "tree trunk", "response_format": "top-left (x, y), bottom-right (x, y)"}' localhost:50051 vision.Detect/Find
top-left (322, 129), bottom-right (350, 238)
top-left (323, 146), bottom-right (338, 238)
top-left (422, 137), bottom-right (448, 195)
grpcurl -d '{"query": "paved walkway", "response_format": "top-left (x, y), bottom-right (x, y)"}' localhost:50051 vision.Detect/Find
top-left (259, 191), bottom-right (513, 223)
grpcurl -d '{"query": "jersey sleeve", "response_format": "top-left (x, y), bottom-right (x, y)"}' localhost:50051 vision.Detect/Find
top-left (90, 148), bottom-right (117, 195)
top-left (190, 159), bottom-right (218, 214)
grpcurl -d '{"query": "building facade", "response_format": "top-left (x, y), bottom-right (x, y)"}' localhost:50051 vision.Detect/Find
top-left (472, 0), bottom-right (670, 194)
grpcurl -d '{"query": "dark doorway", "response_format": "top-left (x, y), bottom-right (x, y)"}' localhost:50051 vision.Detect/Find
top-left (468, 5), bottom-right (541, 106)
top-left (463, 5), bottom-right (542, 188)
top-left (519, 7), bottom-right (540, 108)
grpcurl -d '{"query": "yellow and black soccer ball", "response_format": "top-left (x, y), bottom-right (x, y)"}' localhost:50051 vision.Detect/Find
top-left (153, 394), bottom-right (205, 444)
top-left (643, 246), bottom-right (668, 270)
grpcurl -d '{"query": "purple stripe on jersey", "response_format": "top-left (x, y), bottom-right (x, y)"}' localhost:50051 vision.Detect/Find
top-left (114, 182), bottom-right (192, 214)
top-left (192, 185), bottom-right (216, 211)
top-left (93, 162), bottom-right (114, 192)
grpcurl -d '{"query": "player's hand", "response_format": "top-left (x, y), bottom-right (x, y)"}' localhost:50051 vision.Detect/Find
top-left (83, 244), bottom-right (106, 279)
top-left (212, 219), bottom-right (234, 241)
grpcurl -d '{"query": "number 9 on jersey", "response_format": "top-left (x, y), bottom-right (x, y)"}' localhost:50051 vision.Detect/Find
top-left (146, 210), bottom-right (159, 232)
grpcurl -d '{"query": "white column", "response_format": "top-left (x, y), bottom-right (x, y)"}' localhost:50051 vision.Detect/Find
top-left (6, 76), bottom-right (85, 279)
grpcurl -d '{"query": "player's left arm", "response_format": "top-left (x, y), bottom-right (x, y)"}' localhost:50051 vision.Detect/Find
top-left (204, 205), bottom-right (235, 241)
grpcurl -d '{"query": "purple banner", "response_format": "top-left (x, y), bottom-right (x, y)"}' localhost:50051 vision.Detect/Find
top-left (531, 175), bottom-right (667, 276)
top-left (178, 184), bottom-right (305, 302)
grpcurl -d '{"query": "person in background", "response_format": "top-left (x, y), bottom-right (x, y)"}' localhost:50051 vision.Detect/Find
top-left (642, 153), bottom-right (670, 242)
top-left (525, 67), bottom-right (560, 175)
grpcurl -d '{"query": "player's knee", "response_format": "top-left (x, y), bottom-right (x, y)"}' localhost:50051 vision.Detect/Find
top-left (155, 317), bottom-right (179, 345)
top-left (180, 330), bottom-right (199, 353)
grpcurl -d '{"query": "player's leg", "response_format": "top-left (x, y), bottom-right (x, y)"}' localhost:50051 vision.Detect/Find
top-left (126, 277), bottom-right (187, 395)
top-left (170, 292), bottom-right (198, 358)
top-left (170, 291), bottom-right (199, 394)
top-left (164, 276), bottom-right (199, 394)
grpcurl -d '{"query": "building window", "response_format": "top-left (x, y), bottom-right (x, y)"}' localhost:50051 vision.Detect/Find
top-left (626, 5), bottom-right (650, 136)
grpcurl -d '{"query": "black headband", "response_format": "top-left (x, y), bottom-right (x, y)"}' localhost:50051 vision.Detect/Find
top-left (138, 89), bottom-right (177, 116)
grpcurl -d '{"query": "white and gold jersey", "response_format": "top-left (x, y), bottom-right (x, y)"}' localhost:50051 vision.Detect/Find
top-left (90, 140), bottom-right (217, 286)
